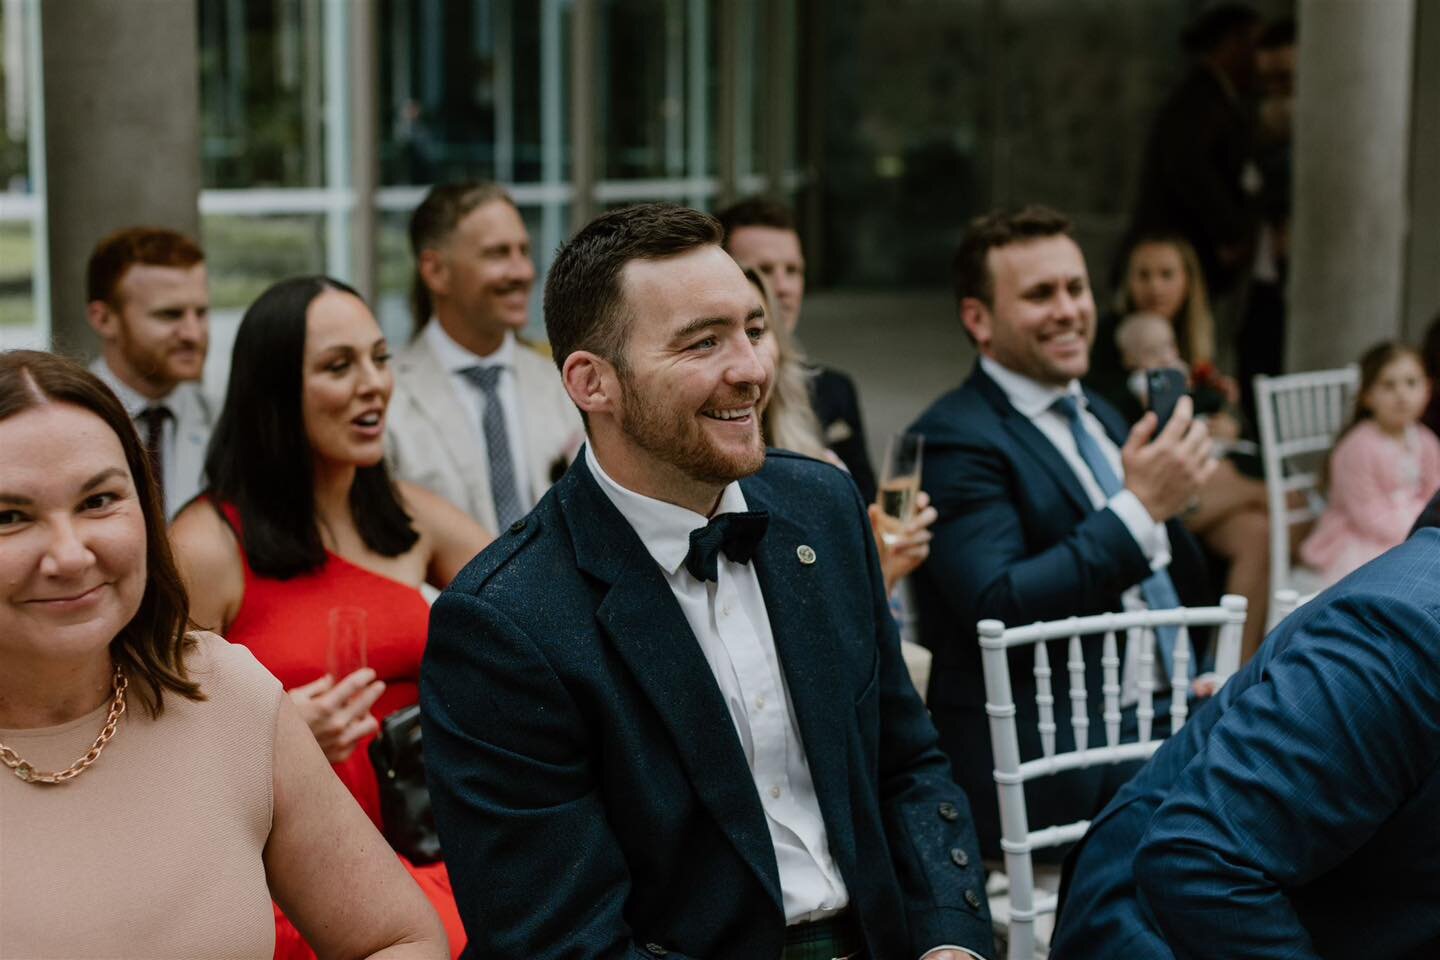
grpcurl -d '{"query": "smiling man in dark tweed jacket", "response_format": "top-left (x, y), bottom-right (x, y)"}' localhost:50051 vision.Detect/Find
top-left (421, 203), bottom-right (993, 960)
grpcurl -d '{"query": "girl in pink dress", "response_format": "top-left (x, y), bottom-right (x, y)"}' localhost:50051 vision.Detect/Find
top-left (1301, 341), bottom-right (1440, 585)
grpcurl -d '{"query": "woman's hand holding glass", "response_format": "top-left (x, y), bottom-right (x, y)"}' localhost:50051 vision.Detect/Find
top-left (289, 669), bottom-right (386, 764)
top-left (869, 490), bottom-right (938, 595)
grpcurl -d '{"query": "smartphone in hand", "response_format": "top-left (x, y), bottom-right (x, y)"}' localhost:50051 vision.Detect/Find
top-left (1146, 368), bottom-right (1189, 435)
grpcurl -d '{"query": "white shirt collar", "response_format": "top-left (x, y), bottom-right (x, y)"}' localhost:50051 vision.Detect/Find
top-left (980, 355), bottom-right (1086, 419)
top-left (584, 444), bottom-right (749, 577)
top-left (89, 357), bottom-right (177, 418)
top-left (424, 319), bottom-right (515, 373)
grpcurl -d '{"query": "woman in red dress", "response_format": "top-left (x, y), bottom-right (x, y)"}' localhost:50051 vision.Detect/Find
top-left (172, 276), bottom-right (491, 959)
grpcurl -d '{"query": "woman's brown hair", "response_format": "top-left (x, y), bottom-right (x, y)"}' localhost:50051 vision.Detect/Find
top-left (0, 350), bottom-right (202, 716)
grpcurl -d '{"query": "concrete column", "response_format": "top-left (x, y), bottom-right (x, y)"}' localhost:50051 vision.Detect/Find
top-left (1403, 0), bottom-right (1440, 341)
top-left (1288, 0), bottom-right (1415, 371)
top-left (40, 0), bottom-right (201, 358)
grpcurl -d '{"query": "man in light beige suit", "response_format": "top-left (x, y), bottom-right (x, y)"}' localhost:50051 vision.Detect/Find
top-left (387, 182), bottom-right (582, 533)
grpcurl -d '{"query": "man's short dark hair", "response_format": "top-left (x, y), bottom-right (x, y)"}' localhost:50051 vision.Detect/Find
top-left (1181, 3), bottom-right (1261, 55)
top-left (951, 205), bottom-right (1074, 310)
top-left (86, 227), bottom-right (205, 307)
top-left (544, 202), bottom-right (723, 374)
top-left (714, 196), bottom-right (796, 248)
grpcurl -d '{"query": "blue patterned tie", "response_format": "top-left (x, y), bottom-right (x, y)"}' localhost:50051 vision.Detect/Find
top-left (1052, 394), bottom-right (1179, 673)
top-left (460, 365), bottom-right (525, 529)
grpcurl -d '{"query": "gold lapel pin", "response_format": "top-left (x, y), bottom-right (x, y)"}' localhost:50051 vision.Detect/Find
top-left (796, 545), bottom-right (816, 565)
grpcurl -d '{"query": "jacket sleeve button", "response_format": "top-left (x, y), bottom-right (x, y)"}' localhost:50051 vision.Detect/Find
top-left (965, 889), bottom-right (982, 909)
top-left (938, 801), bottom-right (959, 821)
top-left (950, 846), bottom-right (969, 868)
top-left (644, 945), bottom-right (669, 957)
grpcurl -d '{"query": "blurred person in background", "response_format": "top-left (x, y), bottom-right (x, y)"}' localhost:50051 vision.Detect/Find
top-left (1299, 341), bottom-right (1440, 587)
top-left (1094, 234), bottom-right (1271, 658)
top-left (719, 196), bottom-right (878, 503)
top-left (0, 350), bottom-right (446, 960)
top-left (1419, 310), bottom-right (1440, 437)
top-left (170, 277), bottom-right (489, 959)
top-left (1237, 15), bottom-right (1298, 427)
top-left (85, 227), bottom-right (213, 521)
top-left (1131, 2), bottom-right (1264, 362)
top-left (387, 181), bottom-right (582, 532)
top-left (742, 266), bottom-right (935, 598)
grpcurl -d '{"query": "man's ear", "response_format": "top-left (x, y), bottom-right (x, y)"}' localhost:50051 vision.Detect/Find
top-left (417, 248), bottom-right (450, 298)
top-left (960, 297), bottom-right (992, 350)
top-left (561, 350), bottom-right (618, 418)
top-left (87, 300), bottom-right (120, 342)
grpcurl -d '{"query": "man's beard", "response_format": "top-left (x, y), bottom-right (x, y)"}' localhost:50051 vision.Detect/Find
top-left (617, 372), bottom-right (766, 488)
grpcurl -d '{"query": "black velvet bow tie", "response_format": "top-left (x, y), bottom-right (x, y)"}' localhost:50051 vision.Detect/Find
top-left (683, 511), bottom-right (770, 582)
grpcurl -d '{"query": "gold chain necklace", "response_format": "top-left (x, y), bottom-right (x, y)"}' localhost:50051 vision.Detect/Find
top-left (0, 666), bottom-right (128, 785)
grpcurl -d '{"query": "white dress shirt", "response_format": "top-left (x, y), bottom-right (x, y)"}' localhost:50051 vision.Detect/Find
top-left (982, 356), bottom-right (1172, 697)
top-left (89, 359), bottom-right (212, 521)
top-left (424, 321), bottom-right (535, 507)
top-left (585, 445), bottom-right (849, 923)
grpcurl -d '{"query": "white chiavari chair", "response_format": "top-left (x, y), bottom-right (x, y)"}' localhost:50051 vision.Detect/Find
top-left (1254, 367), bottom-right (1359, 628)
top-left (979, 595), bottom-right (1249, 959)
top-left (1271, 587), bottom-right (1319, 623)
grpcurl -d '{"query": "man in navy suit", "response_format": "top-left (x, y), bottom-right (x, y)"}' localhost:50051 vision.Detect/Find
top-left (421, 203), bottom-right (994, 959)
top-left (909, 206), bottom-right (1216, 860)
top-left (1051, 529), bottom-right (1440, 959)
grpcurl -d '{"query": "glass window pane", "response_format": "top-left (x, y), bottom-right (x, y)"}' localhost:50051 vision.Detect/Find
top-left (0, 220), bottom-right (35, 337)
top-left (202, 213), bottom-right (329, 312)
top-left (1, 0), bottom-right (33, 189)
top-left (378, 0), bottom-right (566, 186)
top-left (198, 0), bottom-right (327, 188)
top-left (598, 0), bottom-right (707, 181)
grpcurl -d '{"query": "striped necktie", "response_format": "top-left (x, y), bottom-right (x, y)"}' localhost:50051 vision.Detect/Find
top-left (459, 365), bottom-right (525, 529)
top-left (1052, 394), bottom-right (1180, 674)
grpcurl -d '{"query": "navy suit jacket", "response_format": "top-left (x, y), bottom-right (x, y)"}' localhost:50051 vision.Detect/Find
top-left (420, 449), bottom-right (994, 959)
top-left (1052, 530), bottom-right (1440, 959)
top-left (909, 362), bottom-right (1212, 859)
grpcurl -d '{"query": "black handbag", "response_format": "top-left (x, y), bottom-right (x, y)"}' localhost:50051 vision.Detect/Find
top-left (368, 704), bottom-right (442, 865)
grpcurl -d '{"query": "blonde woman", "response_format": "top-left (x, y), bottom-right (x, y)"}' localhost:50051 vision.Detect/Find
top-left (742, 268), bottom-right (935, 595)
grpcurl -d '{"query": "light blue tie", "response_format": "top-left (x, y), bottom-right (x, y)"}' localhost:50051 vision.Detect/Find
top-left (1052, 394), bottom-right (1179, 674)
top-left (460, 365), bottom-right (525, 529)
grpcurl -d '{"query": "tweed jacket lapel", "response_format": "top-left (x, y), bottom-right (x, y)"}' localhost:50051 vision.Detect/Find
top-left (559, 456), bottom-right (784, 911)
top-left (740, 474), bottom-right (859, 880)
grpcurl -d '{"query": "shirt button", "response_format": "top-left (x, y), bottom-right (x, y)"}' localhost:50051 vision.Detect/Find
top-left (769, 785), bottom-right (782, 799)
top-left (754, 695), bottom-right (766, 710)
top-left (720, 605), bottom-right (731, 618)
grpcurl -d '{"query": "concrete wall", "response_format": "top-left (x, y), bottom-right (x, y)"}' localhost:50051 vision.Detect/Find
top-left (41, 0), bottom-right (201, 358)
top-left (1289, 0), bottom-right (1416, 371)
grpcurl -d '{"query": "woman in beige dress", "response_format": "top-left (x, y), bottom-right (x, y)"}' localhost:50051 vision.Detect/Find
top-left (0, 350), bottom-right (447, 960)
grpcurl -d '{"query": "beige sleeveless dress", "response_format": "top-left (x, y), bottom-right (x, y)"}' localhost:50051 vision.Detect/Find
top-left (0, 633), bottom-right (281, 958)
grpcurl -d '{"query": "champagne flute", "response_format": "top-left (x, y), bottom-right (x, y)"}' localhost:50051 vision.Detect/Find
top-left (327, 606), bottom-right (369, 682)
top-left (877, 433), bottom-right (924, 545)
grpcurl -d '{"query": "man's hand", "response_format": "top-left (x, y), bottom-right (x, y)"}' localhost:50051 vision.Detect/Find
top-left (1122, 395), bottom-right (1217, 522)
